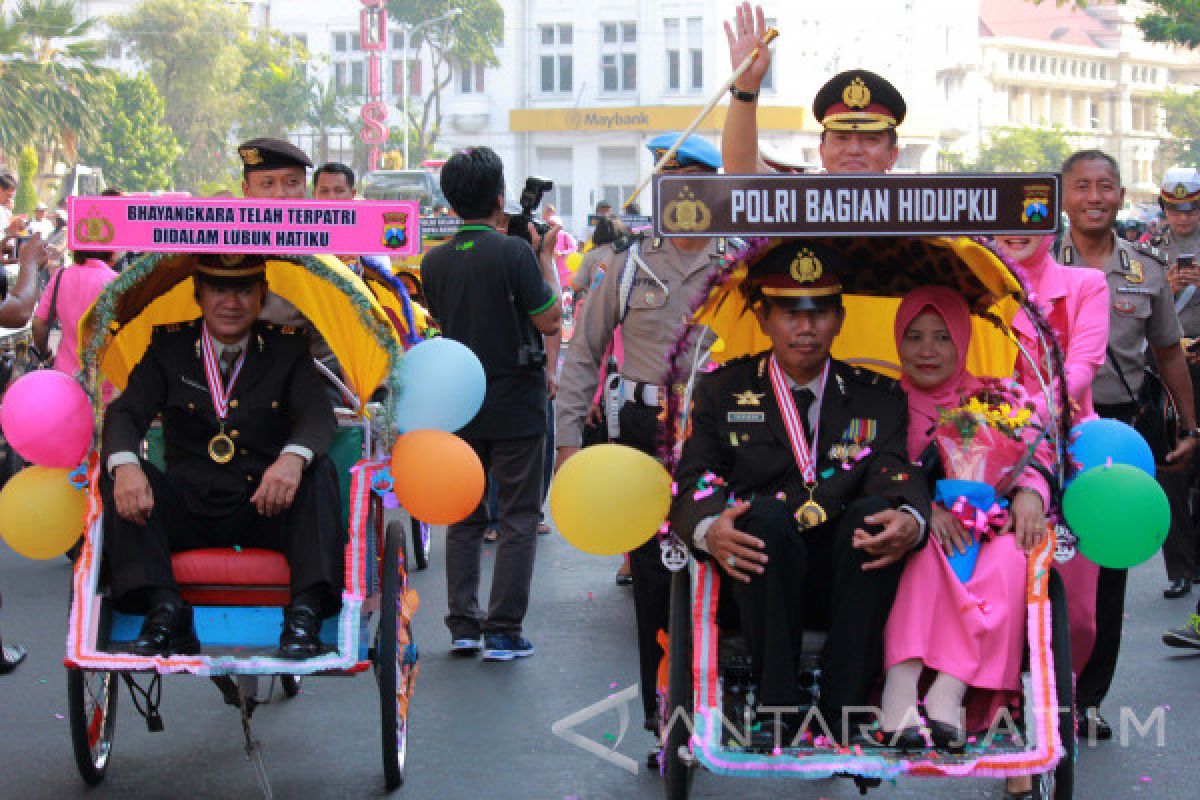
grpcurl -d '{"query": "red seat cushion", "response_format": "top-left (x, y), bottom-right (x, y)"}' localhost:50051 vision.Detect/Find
top-left (171, 548), bottom-right (291, 606)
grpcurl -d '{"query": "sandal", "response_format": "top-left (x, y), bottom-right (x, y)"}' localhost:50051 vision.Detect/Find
top-left (0, 642), bottom-right (27, 675)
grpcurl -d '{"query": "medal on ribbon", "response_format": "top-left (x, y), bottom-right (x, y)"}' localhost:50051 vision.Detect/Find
top-left (660, 536), bottom-right (689, 572)
top-left (768, 356), bottom-right (829, 532)
top-left (200, 325), bottom-right (246, 465)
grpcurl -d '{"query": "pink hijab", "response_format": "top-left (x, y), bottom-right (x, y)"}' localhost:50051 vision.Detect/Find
top-left (1008, 235), bottom-right (1057, 299)
top-left (894, 286), bottom-right (981, 459)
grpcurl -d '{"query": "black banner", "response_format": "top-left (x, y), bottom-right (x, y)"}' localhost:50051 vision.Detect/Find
top-left (652, 173), bottom-right (1060, 237)
top-left (420, 215), bottom-right (462, 239)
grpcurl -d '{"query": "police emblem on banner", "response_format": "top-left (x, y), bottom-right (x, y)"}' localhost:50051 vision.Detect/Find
top-left (663, 186), bottom-right (712, 233)
top-left (1021, 184), bottom-right (1051, 225)
top-left (381, 211), bottom-right (410, 249)
top-left (74, 211), bottom-right (115, 245)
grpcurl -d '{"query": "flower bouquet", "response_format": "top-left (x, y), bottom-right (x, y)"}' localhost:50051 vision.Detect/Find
top-left (933, 381), bottom-right (1039, 581)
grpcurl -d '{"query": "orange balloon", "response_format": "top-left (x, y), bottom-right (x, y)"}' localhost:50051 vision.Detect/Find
top-left (390, 430), bottom-right (485, 525)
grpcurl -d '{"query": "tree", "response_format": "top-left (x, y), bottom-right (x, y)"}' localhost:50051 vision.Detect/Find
top-left (236, 31), bottom-right (313, 139)
top-left (306, 79), bottom-right (362, 167)
top-left (15, 146), bottom-right (39, 214)
top-left (0, 1), bottom-right (108, 164)
top-left (77, 74), bottom-right (181, 191)
top-left (949, 127), bottom-right (1075, 173)
top-left (111, 0), bottom-right (248, 190)
top-left (1158, 89), bottom-right (1200, 167)
top-left (1032, 1), bottom-right (1200, 49)
top-left (386, 0), bottom-right (503, 163)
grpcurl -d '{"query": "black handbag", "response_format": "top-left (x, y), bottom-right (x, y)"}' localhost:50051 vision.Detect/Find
top-left (1106, 347), bottom-right (1179, 464)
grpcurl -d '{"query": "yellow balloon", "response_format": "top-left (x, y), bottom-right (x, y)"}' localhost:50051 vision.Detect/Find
top-left (549, 444), bottom-right (672, 556)
top-left (565, 252), bottom-right (584, 275)
top-left (0, 466), bottom-right (88, 559)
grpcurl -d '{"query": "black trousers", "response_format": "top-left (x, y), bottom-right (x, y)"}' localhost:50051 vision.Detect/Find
top-left (616, 401), bottom-right (674, 727)
top-left (728, 496), bottom-right (901, 727)
top-left (102, 457), bottom-right (346, 614)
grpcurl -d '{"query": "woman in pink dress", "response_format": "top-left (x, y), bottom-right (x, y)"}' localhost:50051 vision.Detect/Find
top-left (879, 287), bottom-right (1048, 752)
top-left (996, 233), bottom-right (1109, 729)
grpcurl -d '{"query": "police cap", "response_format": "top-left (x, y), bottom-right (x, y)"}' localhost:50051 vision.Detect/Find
top-left (646, 132), bottom-right (722, 171)
top-left (1160, 166), bottom-right (1200, 212)
top-left (812, 70), bottom-right (906, 132)
top-left (194, 253), bottom-right (268, 288)
top-left (746, 240), bottom-right (845, 311)
top-left (237, 137), bottom-right (313, 175)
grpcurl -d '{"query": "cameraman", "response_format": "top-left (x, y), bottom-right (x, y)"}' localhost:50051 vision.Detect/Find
top-left (421, 147), bottom-right (562, 662)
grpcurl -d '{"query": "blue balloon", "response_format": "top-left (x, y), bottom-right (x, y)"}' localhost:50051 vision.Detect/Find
top-left (1069, 418), bottom-right (1155, 478)
top-left (394, 338), bottom-right (486, 433)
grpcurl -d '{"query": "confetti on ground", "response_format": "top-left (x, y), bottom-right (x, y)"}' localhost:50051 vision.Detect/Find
top-left (602, 733), bottom-right (617, 742)
top-left (587, 592), bottom-right (594, 601)
top-left (609, 682), bottom-right (618, 689)
top-left (54, 713), bottom-right (64, 719)
top-left (1140, 776), bottom-right (1152, 783)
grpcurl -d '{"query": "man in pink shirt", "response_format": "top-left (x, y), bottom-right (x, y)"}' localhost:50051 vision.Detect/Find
top-left (32, 249), bottom-right (118, 380)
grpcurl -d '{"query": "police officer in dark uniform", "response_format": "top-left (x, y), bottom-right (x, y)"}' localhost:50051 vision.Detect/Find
top-left (102, 255), bottom-right (345, 659)
top-left (671, 240), bottom-right (929, 744)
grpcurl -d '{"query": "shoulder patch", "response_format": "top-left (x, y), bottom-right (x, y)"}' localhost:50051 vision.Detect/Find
top-left (1133, 241), bottom-right (1169, 266)
top-left (849, 366), bottom-right (901, 392)
top-left (153, 318), bottom-right (197, 334)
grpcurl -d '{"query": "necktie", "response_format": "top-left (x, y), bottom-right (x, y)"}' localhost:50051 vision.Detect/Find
top-left (220, 347), bottom-right (241, 384)
top-left (792, 387), bottom-right (815, 443)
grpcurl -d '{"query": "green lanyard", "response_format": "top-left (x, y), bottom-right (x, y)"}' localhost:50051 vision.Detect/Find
top-left (456, 224), bottom-right (493, 234)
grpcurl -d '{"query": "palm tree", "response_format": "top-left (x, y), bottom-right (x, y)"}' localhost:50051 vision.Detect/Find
top-left (0, 1), bottom-right (108, 168)
top-left (305, 76), bottom-right (361, 167)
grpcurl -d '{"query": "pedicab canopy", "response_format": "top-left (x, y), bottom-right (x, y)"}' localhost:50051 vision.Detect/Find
top-left (695, 235), bottom-right (1027, 380)
top-left (78, 252), bottom-right (402, 411)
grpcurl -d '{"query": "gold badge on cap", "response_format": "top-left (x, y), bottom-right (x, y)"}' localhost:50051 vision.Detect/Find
top-left (789, 248), bottom-right (824, 283)
top-left (1175, 183), bottom-right (1190, 199)
top-left (843, 76), bottom-right (871, 109)
top-left (219, 254), bottom-right (246, 267)
top-left (239, 147), bottom-right (263, 166)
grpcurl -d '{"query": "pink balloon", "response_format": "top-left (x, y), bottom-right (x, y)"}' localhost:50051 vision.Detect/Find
top-left (1, 371), bottom-right (94, 468)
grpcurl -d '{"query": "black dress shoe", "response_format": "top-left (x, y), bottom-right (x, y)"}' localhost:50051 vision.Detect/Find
top-left (133, 604), bottom-right (201, 657)
top-left (928, 720), bottom-right (966, 752)
top-left (1164, 578), bottom-right (1192, 598)
top-left (277, 606), bottom-right (323, 659)
top-left (868, 726), bottom-right (926, 750)
top-left (0, 642), bottom-right (27, 674)
top-left (1077, 707), bottom-right (1113, 740)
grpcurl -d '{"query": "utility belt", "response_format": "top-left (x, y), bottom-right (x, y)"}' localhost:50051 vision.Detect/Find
top-left (604, 377), bottom-right (680, 439)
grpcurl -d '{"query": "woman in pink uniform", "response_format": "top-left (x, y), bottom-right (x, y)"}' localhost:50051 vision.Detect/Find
top-left (880, 287), bottom-right (1048, 754)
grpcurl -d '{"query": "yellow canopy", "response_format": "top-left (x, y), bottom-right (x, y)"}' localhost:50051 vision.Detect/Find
top-left (79, 254), bottom-right (401, 408)
top-left (696, 236), bottom-right (1022, 379)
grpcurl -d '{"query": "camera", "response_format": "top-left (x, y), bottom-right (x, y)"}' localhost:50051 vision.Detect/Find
top-left (506, 177), bottom-right (555, 244)
top-left (517, 342), bottom-right (547, 368)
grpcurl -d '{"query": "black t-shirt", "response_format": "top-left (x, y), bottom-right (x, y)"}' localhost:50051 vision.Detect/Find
top-left (422, 225), bottom-right (555, 439)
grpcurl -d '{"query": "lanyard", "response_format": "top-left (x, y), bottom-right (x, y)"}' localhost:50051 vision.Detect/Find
top-left (767, 356), bottom-right (829, 487)
top-left (200, 325), bottom-right (246, 422)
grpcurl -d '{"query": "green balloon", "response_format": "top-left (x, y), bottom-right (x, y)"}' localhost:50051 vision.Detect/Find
top-left (1063, 464), bottom-right (1170, 569)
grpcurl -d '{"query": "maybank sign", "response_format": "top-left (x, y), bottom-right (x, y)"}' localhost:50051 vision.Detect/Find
top-left (510, 105), bottom-right (810, 133)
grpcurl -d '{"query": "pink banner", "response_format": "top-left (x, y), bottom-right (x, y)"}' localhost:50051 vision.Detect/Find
top-left (67, 196), bottom-right (420, 257)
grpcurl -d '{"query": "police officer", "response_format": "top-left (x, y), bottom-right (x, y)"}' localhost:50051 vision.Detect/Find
top-left (722, 2), bottom-right (905, 176)
top-left (1156, 167), bottom-right (1200, 598)
top-left (554, 133), bottom-right (725, 739)
top-left (102, 255), bottom-right (345, 659)
top-left (1057, 150), bottom-right (1200, 738)
top-left (670, 240), bottom-right (928, 746)
top-left (236, 138), bottom-right (342, 386)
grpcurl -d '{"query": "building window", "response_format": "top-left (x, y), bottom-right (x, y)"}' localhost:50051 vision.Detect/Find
top-left (539, 24), bottom-right (573, 93)
top-left (107, 39), bottom-right (122, 60)
top-left (600, 20), bottom-right (637, 92)
top-left (665, 18), bottom-right (680, 90)
top-left (537, 147), bottom-right (573, 218)
top-left (686, 17), bottom-right (703, 91)
top-left (459, 62), bottom-right (485, 94)
top-left (332, 32), bottom-right (365, 94)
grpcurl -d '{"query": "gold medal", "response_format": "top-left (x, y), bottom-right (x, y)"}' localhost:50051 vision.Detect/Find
top-left (208, 432), bottom-right (235, 464)
top-left (795, 500), bottom-right (828, 531)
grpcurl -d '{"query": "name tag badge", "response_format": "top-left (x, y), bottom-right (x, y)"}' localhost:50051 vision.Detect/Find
top-left (180, 376), bottom-right (208, 393)
top-left (1113, 300), bottom-right (1138, 316)
top-left (1116, 286), bottom-right (1155, 296)
top-left (727, 411), bottom-right (765, 423)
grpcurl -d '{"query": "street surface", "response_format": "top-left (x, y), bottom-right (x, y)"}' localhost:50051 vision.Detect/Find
top-left (1, 515), bottom-right (1197, 799)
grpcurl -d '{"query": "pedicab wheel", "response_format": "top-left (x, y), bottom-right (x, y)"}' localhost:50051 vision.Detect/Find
top-left (67, 668), bottom-right (118, 785)
top-left (1044, 569), bottom-right (1074, 799)
top-left (663, 569), bottom-right (693, 800)
top-left (410, 518), bottom-right (431, 571)
top-left (376, 520), bottom-right (407, 790)
top-left (280, 675), bottom-right (302, 697)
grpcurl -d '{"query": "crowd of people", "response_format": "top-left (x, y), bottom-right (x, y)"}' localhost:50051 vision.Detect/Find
top-left (2, 4), bottom-right (1200, 795)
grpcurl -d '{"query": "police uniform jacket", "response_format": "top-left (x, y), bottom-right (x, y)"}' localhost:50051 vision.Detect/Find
top-left (1057, 231), bottom-right (1181, 405)
top-left (1155, 226), bottom-right (1200, 337)
top-left (670, 352), bottom-right (930, 543)
top-left (102, 319), bottom-right (337, 516)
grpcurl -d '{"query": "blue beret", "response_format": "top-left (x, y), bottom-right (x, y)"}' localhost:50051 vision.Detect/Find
top-left (646, 133), bottom-right (722, 170)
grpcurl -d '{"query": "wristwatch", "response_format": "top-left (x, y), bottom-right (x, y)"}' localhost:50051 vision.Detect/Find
top-left (729, 86), bottom-right (759, 103)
